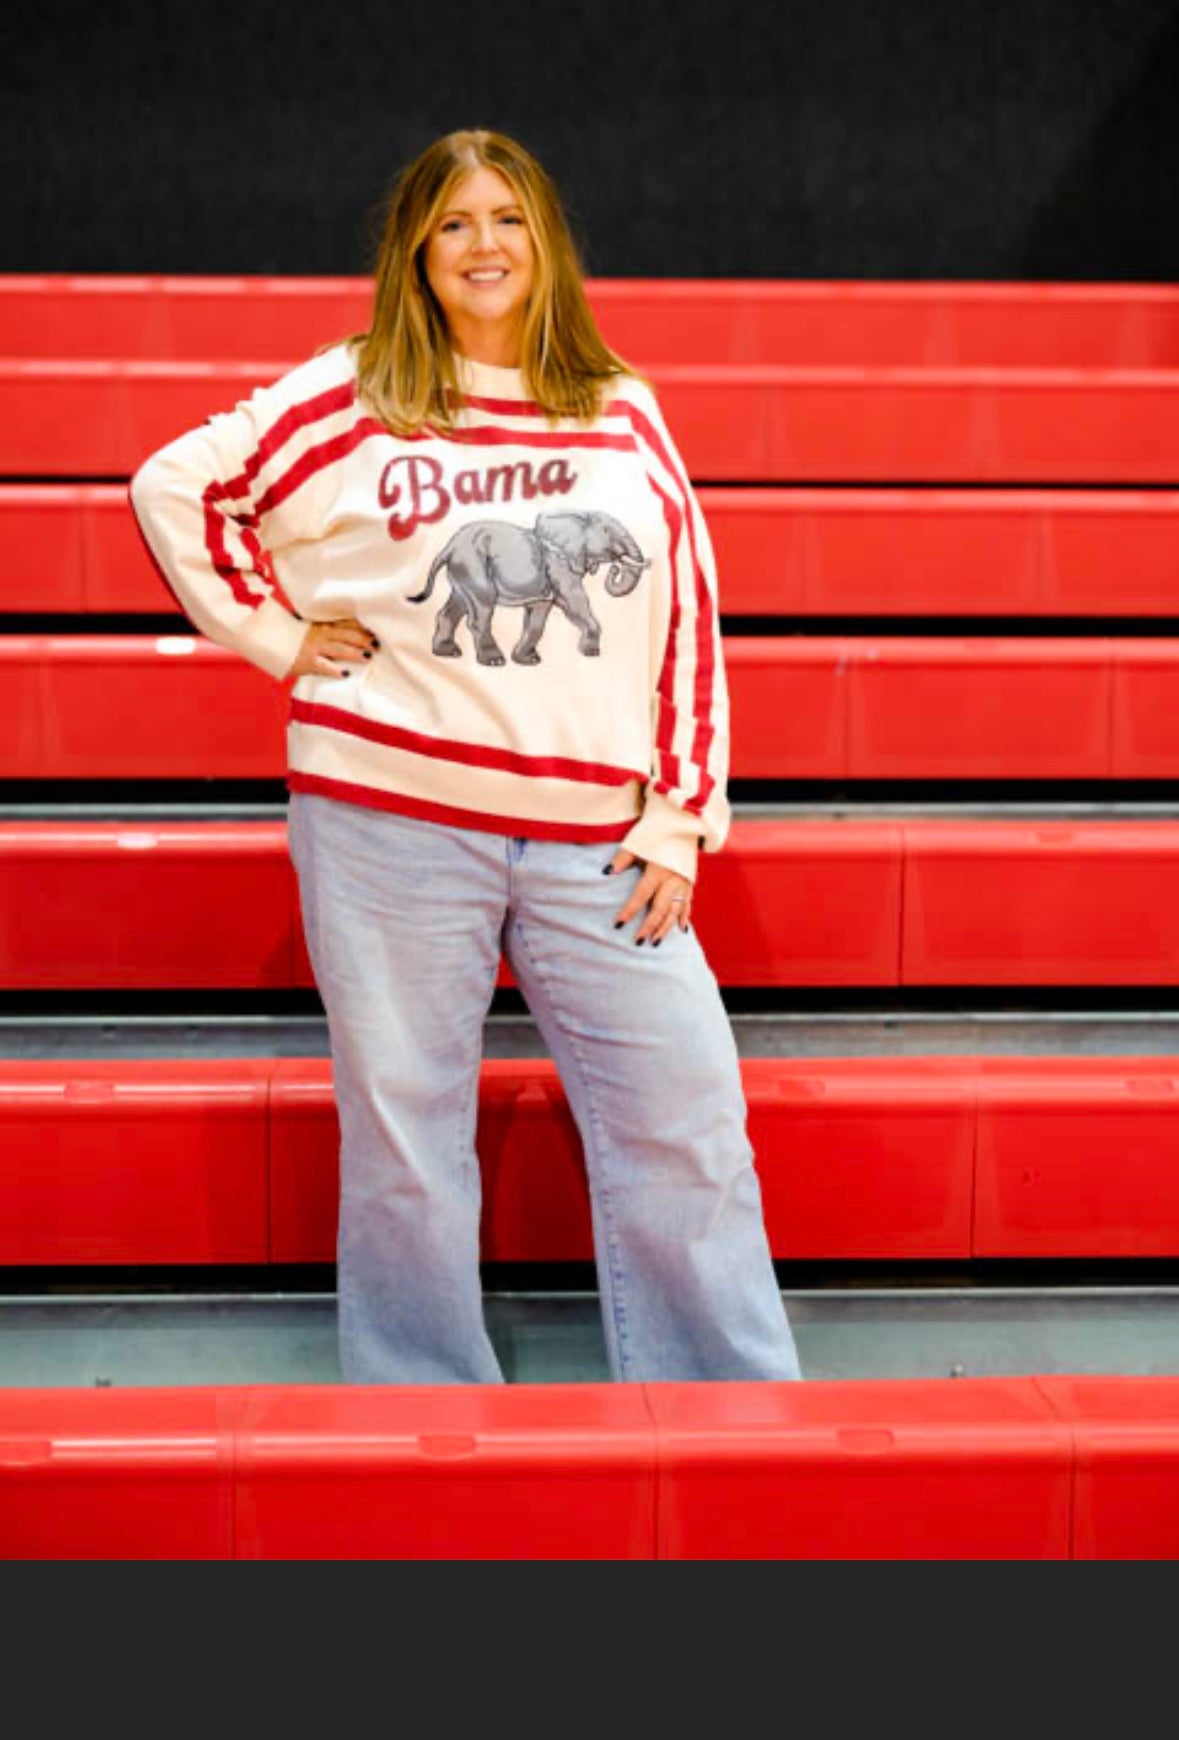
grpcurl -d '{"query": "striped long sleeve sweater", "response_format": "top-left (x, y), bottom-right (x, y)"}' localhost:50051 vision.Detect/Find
top-left (129, 342), bottom-right (730, 882)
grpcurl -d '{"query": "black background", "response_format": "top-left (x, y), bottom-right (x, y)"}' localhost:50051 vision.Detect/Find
top-left (4, 0), bottom-right (1178, 278)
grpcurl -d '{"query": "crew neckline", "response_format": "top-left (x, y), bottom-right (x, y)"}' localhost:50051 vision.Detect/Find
top-left (451, 351), bottom-right (526, 393)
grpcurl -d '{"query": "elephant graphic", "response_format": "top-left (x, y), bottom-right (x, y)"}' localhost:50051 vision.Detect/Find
top-left (407, 511), bottom-right (650, 666)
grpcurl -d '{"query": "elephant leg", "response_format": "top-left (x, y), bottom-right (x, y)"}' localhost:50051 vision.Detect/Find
top-left (512, 599), bottom-right (554, 665)
top-left (559, 579), bottom-right (602, 657)
top-left (469, 599), bottom-right (506, 666)
top-left (431, 593), bottom-right (467, 658)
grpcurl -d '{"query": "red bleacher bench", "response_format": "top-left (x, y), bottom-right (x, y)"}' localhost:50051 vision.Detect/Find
top-left (5, 276), bottom-right (1179, 367)
top-left (18, 634), bottom-right (1179, 781)
top-left (10, 818), bottom-right (1179, 988)
top-left (4, 359), bottom-right (1179, 482)
top-left (7, 1056), bottom-right (1179, 1266)
top-left (0, 816), bottom-right (907, 989)
top-left (6, 1373), bottom-right (1176, 1559)
top-left (6, 486), bottom-right (1179, 618)
top-left (8, 1374), bottom-right (1146, 1560)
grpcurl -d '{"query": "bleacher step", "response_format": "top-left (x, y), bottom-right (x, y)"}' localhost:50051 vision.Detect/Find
top-left (4, 1286), bottom-right (1179, 1387)
top-left (6, 1009), bottom-right (1179, 1060)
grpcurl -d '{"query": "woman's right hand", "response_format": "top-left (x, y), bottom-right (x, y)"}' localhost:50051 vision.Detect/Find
top-left (288, 616), bottom-right (380, 680)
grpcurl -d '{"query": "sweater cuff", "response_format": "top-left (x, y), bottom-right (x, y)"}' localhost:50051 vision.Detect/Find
top-left (621, 792), bottom-right (704, 883)
top-left (232, 596), bottom-right (308, 681)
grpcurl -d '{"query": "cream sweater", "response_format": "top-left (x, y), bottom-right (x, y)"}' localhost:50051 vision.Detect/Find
top-left (128, 342), bottom-right (730, 881)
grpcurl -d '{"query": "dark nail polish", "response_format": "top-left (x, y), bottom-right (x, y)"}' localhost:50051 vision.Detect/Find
top-left (341, 670), bottom-right (351, 679)
top-left (635, 937), bottom-right (645, 947)
top-left (652, 939), bottom-right (662, 948)
top-left (363, 650), bottom-right (372, 658)
top-left (613, 920), bottom-right (624, 930)
top-left (601, 865), bottom-right (614, 876)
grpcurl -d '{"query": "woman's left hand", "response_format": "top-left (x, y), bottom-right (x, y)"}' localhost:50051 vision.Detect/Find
top-left (606, 849), bottom-right (694, 945)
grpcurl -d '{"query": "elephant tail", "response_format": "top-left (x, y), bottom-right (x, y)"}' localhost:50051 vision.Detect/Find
top-left (406, 536), bottom-right (454, 604)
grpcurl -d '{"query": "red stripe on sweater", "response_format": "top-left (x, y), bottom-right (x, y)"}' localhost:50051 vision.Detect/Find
top-left (199, 417), bottom-right (387, 610)
top-left (198, 378), bottom-right (360, 606)
top-left (449, 391), bottom-right (636, 421)
top-left (446, 391), bottom-right (545, 416)
top-left (291, 698), bottom-right (645, 787)
top-left (645, 470), bottom-right (685, 795)
top-left (253, 417), bottom-right (388, 517)
top-left (201, 479), bottom-right (268, 607)
top-left (429, 424), bottom-right (639, 453)
top-left (224, 379), bottom-right (358, 504)
top-left (623, 399), bottom-right (716, 812)
top-left (287, 771), bottom-right (636, 842)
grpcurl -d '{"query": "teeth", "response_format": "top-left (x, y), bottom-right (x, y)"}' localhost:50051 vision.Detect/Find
top-left (467, 270), bottom-right (506, 281)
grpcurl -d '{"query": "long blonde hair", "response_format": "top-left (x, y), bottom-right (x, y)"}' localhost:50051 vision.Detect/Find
top-left (337, 129), bottom-right (643, 433)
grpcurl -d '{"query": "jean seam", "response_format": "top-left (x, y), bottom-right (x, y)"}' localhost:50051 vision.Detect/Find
top-left (509, 906), bottom-right (636, 1380)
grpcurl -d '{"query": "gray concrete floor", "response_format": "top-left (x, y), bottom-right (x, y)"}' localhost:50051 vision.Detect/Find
top-left (5, 1287), bottom-right (1179, 1387)
top-left (8, 1010), bottom-right (1179, 1060)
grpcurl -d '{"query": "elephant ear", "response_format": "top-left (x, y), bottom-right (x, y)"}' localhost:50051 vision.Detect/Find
top-left (534, 514), bottom-right (582, 561)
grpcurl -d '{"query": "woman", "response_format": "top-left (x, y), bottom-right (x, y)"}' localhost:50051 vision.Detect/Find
top-left (130, 127), bottom-right (801, 1386)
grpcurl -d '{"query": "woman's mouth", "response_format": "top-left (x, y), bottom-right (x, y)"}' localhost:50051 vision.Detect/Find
top-left (464, 269), bottom-right (508, 286)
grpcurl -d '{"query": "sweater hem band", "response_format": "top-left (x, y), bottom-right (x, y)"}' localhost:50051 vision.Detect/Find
top-left (286, 771), bottom-right (638, 842)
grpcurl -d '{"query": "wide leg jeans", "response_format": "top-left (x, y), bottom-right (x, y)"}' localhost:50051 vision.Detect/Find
top-left (287, 788), bottom-right (801, 1384)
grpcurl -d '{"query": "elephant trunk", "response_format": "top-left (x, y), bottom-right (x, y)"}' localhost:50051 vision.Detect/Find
top-left (605, 557), bottom-right (648, 597)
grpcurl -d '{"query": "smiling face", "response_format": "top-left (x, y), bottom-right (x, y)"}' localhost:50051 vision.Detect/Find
top-left (422, 164), bottom-right (536, 367)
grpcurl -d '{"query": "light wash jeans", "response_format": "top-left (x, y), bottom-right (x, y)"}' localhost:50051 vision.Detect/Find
top-left (287, 788), bottom-right (801, 1385)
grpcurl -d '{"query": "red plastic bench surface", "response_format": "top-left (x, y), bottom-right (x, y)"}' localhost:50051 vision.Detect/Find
top-left (16, 635), bottom-right (1179, 782)
top-left (268, 1054), bottom-right (1179, 1264)
top-left (6, 276), bottom-right (1179, 366)
top-left (0, 637), bottom-right (1131, 782)
top-left (5, 360), bottom-right (1179, 482)
top-left (7, 486), bottom-right (1179, 618)
top-left (0, 821), bottom-right (297, 990)
top-left (1036, 1377), bottom-right (1179, 1561)
top-left (12, 818), bottom-right (1179, 989)
top-left (8, 1375), bottom-right (1179, 1558)
top-left (654, 366), bottom-right (1179, 484)
top-left (0, 1378), bottom-right (1064, 1561)
top-left (696, 820), bottom-right (905, 986)
top-left (1112, 643), bottom-right (1179, 778)
top-left (234, 1384), bottom-right (656, 1560)
top-left (269, 1056), bottom-right (975, 1267)
top-left (843, 637), bottom-right (1112, 780)
top-left (975, 1060), bottom-right (1179, 1259)
top-left (705, 488), bottom-right (1179, 617)
top-left (0, 817), bottom-right (907, 990)
top-left (900, 821), bottom-right (1179, 985)
top-left (0, 1059), bottom-right (271, 1264)
top-left (0, 1388), bottom-right (242, 1560)
top-left (0, 485), bottom-right (158, 612)
top-left (729, 636), bottom-right (1120, 781)
top-left (3, 636), bottom-right (288, 779)
top-left (15, 1054), bottom-right (1179, 1266)
top-left (647, 1378), bottom-right (1071, 1560)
